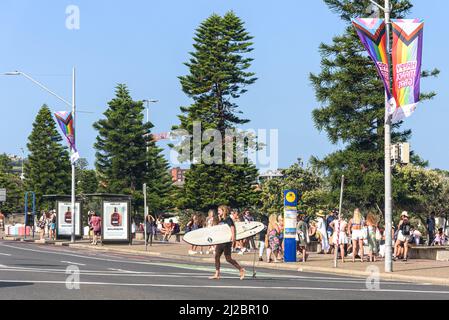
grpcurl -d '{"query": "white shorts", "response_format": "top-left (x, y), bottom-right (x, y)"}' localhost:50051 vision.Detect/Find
top-left (333, 232), bottom-right (348, 245)
top-left (351, 229), bottom-right (365, 241)
top-left (397, 231), bottom-right (410, 243)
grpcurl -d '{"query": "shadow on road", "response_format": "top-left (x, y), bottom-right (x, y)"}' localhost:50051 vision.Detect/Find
top-left (0, 282), bottom-right (32, 289)
top-left (12, 264), bottom-right (61, 268)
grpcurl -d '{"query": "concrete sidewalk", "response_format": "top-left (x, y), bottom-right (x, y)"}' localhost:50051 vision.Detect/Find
top-left (62, 240), bottom-right (449, 287)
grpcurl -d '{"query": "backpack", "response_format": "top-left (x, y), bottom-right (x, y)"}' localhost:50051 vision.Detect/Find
top-left (173, 223), bottom-right (180, 234)
top-left (401, 223), bottom-right (411, 236)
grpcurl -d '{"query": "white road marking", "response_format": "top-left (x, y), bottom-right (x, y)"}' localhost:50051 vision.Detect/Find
top-left (60, 261), bottom-right (86, 266)
top-left (0, 266), bottom-right (428, 286)
top-left (0, 253), bottom-right (11, 256)
top-left (0, 279), bottom-right (448, 295)
top-left (107, 268), bottom-right (138, 273)
top-left (0, 243), bottom-right (439, 288)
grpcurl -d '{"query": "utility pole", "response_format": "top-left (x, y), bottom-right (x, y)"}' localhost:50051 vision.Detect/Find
top-left (383, 0), bottom-right (393, 273)
top-left (20, 148), bottom-right (25, 181)
top-left (71, 67), bottom-right (77, 243)
top-left (143, 99), bottom-right (158, 153)
top-left (144, 183), bottom-right (148, 251)
top-left (142, 99), bottom-right (158, 249)
top-left (3, 68), bottom-right (78, 243)
top-left (334, 175), bottom-right (345, 268)
top-left (366, 0), bottom-right (393, 272)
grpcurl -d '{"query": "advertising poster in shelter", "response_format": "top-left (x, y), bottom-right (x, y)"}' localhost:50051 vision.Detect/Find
top-left (103, 201), bottom-right (129, 241)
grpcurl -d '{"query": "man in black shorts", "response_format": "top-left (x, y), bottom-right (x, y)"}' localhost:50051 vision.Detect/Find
top-left (210, 205), bottom-right (245, 280)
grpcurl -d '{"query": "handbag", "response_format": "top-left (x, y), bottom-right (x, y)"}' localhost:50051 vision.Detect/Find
top-left (38, 220), bottom-right (46, 229)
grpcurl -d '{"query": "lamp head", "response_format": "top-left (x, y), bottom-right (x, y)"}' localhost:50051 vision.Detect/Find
top-left (3, 71), bottom-right (21, 76)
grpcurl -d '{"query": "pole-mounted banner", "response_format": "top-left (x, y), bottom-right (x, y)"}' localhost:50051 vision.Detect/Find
top-left (352, 18), bottom-right (395, 112)
top-left (54, 111), bottom-right (80, 164)
top-left (391, 19), bottom-right (424, 123)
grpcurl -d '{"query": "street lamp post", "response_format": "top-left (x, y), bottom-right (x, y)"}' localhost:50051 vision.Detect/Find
top-left (368, 0), bottom-right (393, 272)
top-left (383, 0), bottom-right (394, 274)
top-left (142, 99), bottom-right (159, 131)
top-left (20, 148), bottom-right (25, 181)
top-left (142, 99), bottom-right (158, 244)
top-left (4, 69), bottom-right (78, 243)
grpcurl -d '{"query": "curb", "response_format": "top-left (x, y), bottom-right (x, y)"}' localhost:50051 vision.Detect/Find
top-left (2, 236), bottom-right (21, 241)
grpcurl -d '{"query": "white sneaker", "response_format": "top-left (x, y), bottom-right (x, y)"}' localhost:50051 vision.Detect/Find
top-left (206, 250), bottom-right (210, 255)
top-left (188, 250), bottom-right (197, 255)
top-left (238, 251), bottom-right (244, 255)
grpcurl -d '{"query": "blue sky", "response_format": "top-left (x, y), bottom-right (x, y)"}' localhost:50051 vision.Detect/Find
top-left (0, 0), bottom-right (447, 171)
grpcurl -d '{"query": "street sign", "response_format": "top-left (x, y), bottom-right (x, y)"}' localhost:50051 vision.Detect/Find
top-left (283, 190), bottom-right (298, 263)
top-left (0, 189), bottom-right (6, 202)
top-left (390, 143), bottom-right (410, 165)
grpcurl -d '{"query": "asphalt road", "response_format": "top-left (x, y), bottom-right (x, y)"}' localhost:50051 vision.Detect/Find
top-left (0, 240), bottom-right (448, 300)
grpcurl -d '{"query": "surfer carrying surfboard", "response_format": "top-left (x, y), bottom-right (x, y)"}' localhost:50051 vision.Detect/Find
top-left (209, 205), bottom-right (246, 280)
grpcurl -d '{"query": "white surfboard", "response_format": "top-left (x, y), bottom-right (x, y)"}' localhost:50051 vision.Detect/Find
top-left (183, 221), bottom-right (265, 246)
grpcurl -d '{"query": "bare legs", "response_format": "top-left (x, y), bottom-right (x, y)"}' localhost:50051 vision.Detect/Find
top-left (358, 239), bottom-right (364, 262)
top-left (210, 243), bottom-right (245, 280)
top-left (335, 244), bottom-right (345, 263)
top-left (351, 239), bottom-right (364, 262)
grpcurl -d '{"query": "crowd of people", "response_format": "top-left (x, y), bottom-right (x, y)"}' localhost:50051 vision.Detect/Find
top-left (5, 205), bottom-right (448, 264)
top-left (297, 209), bottom-right (417, 263)
top-left (295, 209), bottom-right (448, 263)
top-left (142, 215), bottom-right (181, 245)
top-left (180, 207), bottom-right (449, 265)
top-left (37, 210), bottom-right (57, 240)
top-left (183, 208), bottom-right (258, 256)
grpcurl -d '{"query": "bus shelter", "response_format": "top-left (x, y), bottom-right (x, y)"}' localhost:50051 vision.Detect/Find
top-left (44, 193), bottom-right (132, 243)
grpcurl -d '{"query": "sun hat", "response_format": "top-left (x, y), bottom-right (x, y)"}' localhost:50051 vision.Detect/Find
top-left (401, 211), bottom-right (409, 218)
top-left (316, 210), bottom-right (325, 217)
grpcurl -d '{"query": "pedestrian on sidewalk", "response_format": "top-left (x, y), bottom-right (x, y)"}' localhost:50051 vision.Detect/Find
top-left (265, 214), bottom-right (281, 263)
top-left (231, 209), bottom-right (245, 254)
top-left (145, 214), bottom-right (156, 246)
top-left (243, 209), bottom-right (256, 252)
top-left (0, 211), bottom-right (5, 232)
top-left (433, 228), bottom-right (448, 246)
top-left (155, 217), bottom-right (163, 241)
top-left (426, 212), bottom-right (436, 246)
top-left (49, 210), bottom-right (57, 240)
top-left (205, 209), bottom-right (217, 255)
top-left (394, 211), bottom-right (411, 262)
top-left (87, 211), bottom-right (94, 241)
top-left (209, 205), bottom-right (245, 280)
top-left (326, 210), bottom-right (337, 254)
top-left (296, 213), bottom-right (309, 263)
top-left (258, 215), bottom-right (268, 262)
top-left (187, 214), bottom-right (203, 255)
top-left (366, 212), bottom-right (380, 263)
top-left (38, 211), bottom-right (47, 240)
top-left (316, 210), bottom-right (330, 254)
top-left (348, 208), bottom-right (366, 263)
top-left (161, 219), bottom-right (175, 242)
top-left (329, 213), bottom-right (348, 263)
top-left (410, 226), bottom-right (422, 246)
top-left (378, 228), bottom-right (386, 258)
top-left (277, 214), bottom-right (285, 260)
top-left (45, 213), bottom-right (52, 239)
top-left (90, 211), bottom-right (102, 246)
top-left (131, 219), bottom-right (136, 239)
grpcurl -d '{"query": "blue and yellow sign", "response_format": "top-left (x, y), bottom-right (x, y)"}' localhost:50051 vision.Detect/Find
top-left (283, 189), bottom-right (298, 263)
top-left (283, 190), bottom-right (298, 207)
